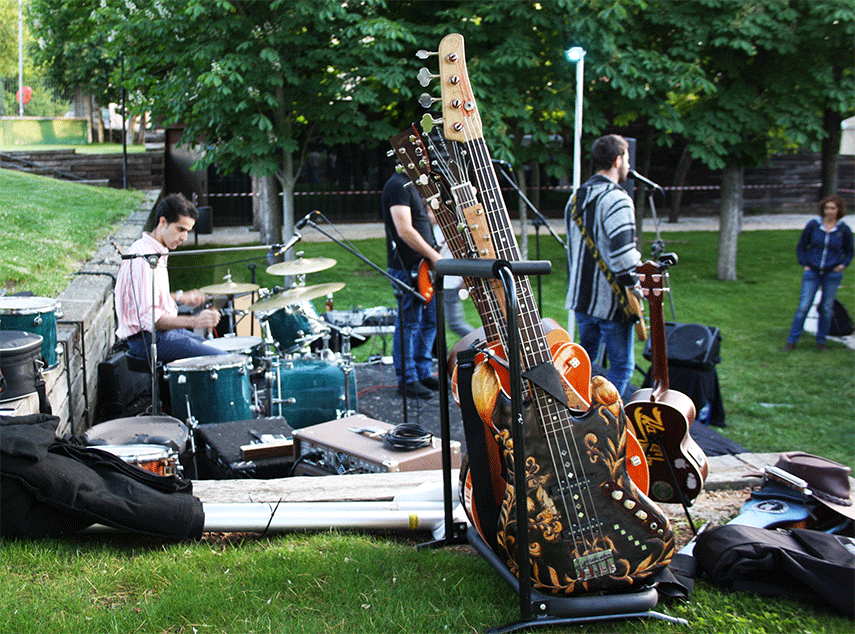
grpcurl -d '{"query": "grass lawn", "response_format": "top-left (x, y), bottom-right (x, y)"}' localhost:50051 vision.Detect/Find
top-left (0, 142), bottom-right (150, 154)
top-left (1, 170), bottom-right (853, 633)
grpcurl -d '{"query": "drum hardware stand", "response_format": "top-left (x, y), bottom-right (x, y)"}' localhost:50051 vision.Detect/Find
top-left (296, 213), bottom-right (425, 424)
top-left (427, 258), bottom-right (685, 633)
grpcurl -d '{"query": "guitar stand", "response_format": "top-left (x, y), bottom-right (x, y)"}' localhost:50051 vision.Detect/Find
top-left (425, 258), bottom-right (686, 632)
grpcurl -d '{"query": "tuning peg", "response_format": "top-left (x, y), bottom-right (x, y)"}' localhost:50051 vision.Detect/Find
top-left (416, 49), bottom-right (437, 59)
top-left (420, 113), bottom-right (440, 133)
top-left (419, 93), bottom-right (440, 109)
top-left (417, 67), bottom-right (438, 87)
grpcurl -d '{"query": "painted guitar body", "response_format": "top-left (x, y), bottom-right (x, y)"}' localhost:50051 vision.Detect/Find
top-left (491, 391), bottom-right (673, 595)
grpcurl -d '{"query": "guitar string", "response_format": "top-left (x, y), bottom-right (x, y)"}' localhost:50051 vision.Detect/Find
top-left (457, 115), bottom-right (605, 556)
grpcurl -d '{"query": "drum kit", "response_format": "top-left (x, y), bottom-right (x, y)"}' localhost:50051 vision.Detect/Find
top-left (157, 256), bottom-right (360, 462)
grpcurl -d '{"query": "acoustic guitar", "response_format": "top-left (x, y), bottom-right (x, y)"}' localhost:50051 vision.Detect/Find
top-left (625, 258), bottom-right (709, 504)
top-left (427, 33), bottom-right (673, 596)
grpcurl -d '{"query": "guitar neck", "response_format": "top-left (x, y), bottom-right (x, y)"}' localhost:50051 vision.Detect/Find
top-left (637, 263), bottom-right (670, 397)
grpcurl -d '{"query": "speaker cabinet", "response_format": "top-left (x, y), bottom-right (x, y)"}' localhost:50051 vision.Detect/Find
top-left (642, 322), bottom-right (722, 370)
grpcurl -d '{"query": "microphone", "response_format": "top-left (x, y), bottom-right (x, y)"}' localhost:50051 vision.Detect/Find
top-left (629, 169), bottom-right (663, 191)
top-left (295, 210), bottom-right (319, 230)
top-left (279, 230), bottom-right (302, 254)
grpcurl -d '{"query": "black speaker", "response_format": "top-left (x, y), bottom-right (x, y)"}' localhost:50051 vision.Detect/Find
top-left (642, 322), bottom-right (722, 370)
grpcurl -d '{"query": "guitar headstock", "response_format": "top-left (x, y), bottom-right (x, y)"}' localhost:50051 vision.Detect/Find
top-left (437, 33), bottom-right (483, 143)
top-left (388, 127), bottom-right (442, 212)
top-left (636, 261), bottom-right (665, 302)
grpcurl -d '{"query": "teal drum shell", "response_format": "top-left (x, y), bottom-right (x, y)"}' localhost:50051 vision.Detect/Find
top-left (271, 356), bottom-right (357, 429)
top-left (0, 296), bottom-right (60, 368)
top-left (264, 301), bottom-right (325, 353)
top-left (166, 354), bottom-right (252, 424)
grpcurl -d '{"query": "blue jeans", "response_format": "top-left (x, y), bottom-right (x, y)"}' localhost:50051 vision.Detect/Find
top-left (575, 311), bottom-right (634, 398)
top-left (127, 329), bottom-right (227, 364)
top-left (389, 268), bottom-right (437, 385)
top-left (787, 268), bottom-right (844, 345)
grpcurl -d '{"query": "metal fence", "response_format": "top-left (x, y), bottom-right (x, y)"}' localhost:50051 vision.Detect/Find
top-left (0, 77), bottom-right (72, 118)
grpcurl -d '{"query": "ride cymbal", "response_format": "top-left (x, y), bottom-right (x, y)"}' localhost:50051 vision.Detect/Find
top-left (248, 282), bottom-right (345, 312)
top-left (266, 257), bottom-right (337, 276)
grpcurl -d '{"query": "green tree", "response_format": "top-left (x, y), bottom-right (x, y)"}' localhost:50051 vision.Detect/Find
top-left (97, 0), bottom-right (421, 246)
top-left (27, 0), bottom-right (119, 141)
top-left (644, 0), bottom-right (853, 280)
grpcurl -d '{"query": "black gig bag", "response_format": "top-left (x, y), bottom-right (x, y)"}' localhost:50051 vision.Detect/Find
top-left (695, 523), bottom-right (855, 618)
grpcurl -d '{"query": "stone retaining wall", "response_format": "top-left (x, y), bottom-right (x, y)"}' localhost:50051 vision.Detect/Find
top-left (32, 195), bottom-right (156, 436)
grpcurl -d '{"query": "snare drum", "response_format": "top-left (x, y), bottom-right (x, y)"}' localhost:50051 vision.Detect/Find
top-left (165, 354), bottom-right (252, 424)
top-left (96, 443), bottom-right (179, 477)
top-left (83, 415), bottom-right (189, 455)
top-left (265, 301), bottom-right (327, 353)
top-left (0, 296), bottom-right (61, 368)
top-left (203, 336), bottom-right (266, 372)
top-left (270, 355), bottom-right (357, 429)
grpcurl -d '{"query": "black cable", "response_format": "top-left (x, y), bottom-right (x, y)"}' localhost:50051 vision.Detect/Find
top-left (382, 422), bottom-right (433, 452)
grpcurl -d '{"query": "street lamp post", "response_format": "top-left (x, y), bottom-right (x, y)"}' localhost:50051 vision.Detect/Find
top-left (565, 46), bottom-right (586, 195)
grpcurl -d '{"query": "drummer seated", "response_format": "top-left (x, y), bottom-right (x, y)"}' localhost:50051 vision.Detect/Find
top-left (115, 193), bottom-right (229, 364)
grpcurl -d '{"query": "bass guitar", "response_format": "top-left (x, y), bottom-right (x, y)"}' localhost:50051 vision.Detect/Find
top-left (625, 258), bottom-right (709, 504)
top-left (430, 33), bottom-right (673, 596)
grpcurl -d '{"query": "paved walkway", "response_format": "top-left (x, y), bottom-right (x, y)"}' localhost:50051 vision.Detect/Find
top-left (194, 213), bottom-right (816, 246)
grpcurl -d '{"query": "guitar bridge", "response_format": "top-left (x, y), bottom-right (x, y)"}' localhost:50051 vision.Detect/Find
top-left (573, 550), bottom-right (616, 581)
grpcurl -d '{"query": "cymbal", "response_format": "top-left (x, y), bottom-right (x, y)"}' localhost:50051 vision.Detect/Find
top-left (266, 257), bottom-right (337, 276)
top-left (248, 282), bottom-right (345, 312)
top-left (200, 281), bottom-right (260, 295)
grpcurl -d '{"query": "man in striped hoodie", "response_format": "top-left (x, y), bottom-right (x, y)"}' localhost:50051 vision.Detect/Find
top-left (565, 134), bottom-right (641, 398)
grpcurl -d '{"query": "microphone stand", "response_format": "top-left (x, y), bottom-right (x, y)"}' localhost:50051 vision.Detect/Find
top-left (634, 175), bottom-right (677, 321)
top-left (491, 162), bottom-right (567, 315)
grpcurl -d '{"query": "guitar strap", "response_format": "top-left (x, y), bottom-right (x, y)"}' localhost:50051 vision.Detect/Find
top-left (568, 187), bottom-right (638, 323)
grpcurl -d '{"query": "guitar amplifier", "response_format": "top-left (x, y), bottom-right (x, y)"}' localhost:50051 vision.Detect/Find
top-left (292, 414), bottom-right (461, 476)
top-left (642, 322), bottom-right (722, 370)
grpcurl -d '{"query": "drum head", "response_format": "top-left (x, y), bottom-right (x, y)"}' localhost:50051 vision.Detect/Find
top-left (84, 415), bottom-right (189, 453)
top-left (204, 336), bottom-right (263, 353)
top-left (166, 353), bottom-right (251, 371)
top-left (0, 296), bottom-right (57, 314)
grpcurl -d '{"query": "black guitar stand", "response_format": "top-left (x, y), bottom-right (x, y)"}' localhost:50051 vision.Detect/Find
top-left (425, 257), bottom-right (686, 633)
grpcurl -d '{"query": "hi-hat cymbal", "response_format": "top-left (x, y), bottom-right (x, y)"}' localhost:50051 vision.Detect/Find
top-left (266, 257), bottom-right (337, 276)
top-left (200, 281), bottom-right (260, 295)
top-left (248, 282), bottom-right (345, 312)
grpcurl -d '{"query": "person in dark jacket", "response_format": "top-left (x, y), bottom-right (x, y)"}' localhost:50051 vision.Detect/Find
top-left (783, 195), bottom-right (853, 351)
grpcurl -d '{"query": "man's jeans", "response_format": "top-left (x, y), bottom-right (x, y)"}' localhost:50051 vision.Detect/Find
top-left (575, 310), bottom-right (634, 398)
top-left (389, 268), bottom-right (437, 386)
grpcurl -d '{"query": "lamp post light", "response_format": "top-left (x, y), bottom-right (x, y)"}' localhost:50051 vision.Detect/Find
top-left (565, 46), bottom-right (586, 195)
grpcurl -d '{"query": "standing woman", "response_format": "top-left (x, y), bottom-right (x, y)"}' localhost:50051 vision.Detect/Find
top-left (783, 195), bottom-right (853, 351)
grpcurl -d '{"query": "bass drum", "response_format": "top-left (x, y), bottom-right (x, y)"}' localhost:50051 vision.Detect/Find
top-left (165, 354), bottom-right (253, 424)
top-left (269, 355), bottom-right (356, 429)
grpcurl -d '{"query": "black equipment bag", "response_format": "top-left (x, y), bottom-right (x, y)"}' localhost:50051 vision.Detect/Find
top-left (695, 524), bottom-right (855, 618)
top-left (829, 299), bottom-right (854, 337)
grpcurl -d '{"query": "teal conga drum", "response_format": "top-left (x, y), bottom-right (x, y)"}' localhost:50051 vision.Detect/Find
top-left (0, 296), bottom-right (61, 368)
top-left (270, 355), bottom-right (356, 429)
top-left (165, 354), bottom-right (253, 424)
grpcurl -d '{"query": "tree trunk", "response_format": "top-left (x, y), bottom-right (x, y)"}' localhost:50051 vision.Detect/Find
top-left (820, 108), bottom-right (842, 200)
top-left (670, 146), bottom-right (694, 223)
top-left (717, 161), bottom-right (743, 281)
top-left (256, 173), bottom-right (282, 248)
top-left (85, 93), bottom-right (93, 143)
top-left (138, 111), bottom-right (147, 145)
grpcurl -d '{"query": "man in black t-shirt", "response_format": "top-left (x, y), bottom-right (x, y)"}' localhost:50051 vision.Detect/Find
top-left (382, 171), bottom-right (440, 399)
